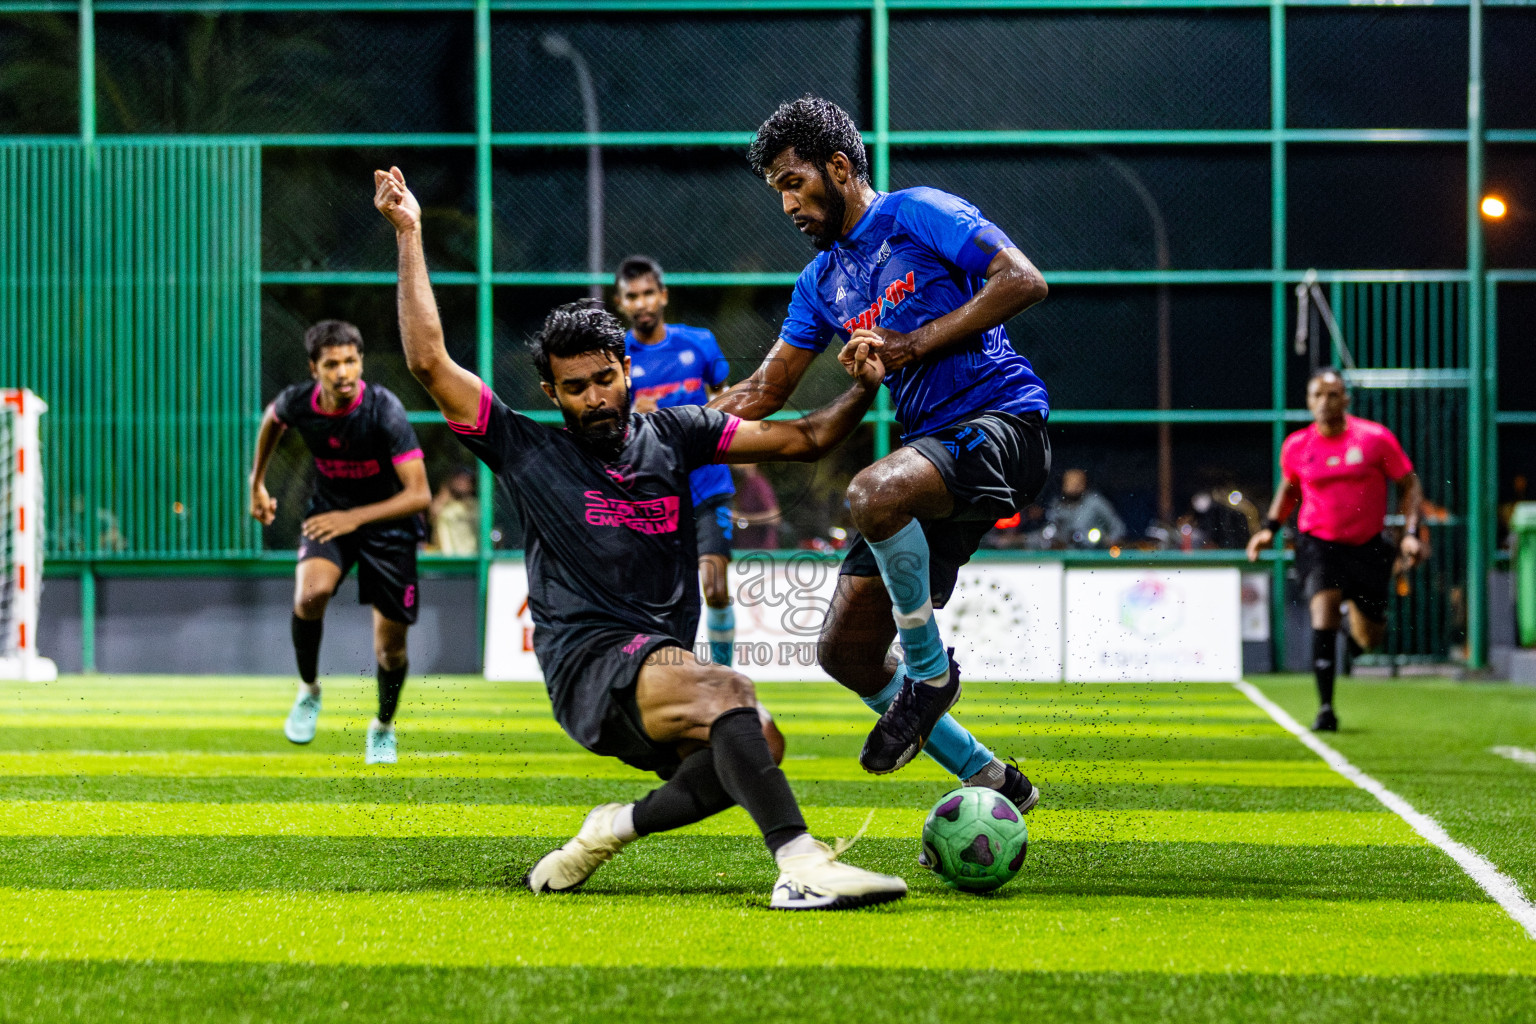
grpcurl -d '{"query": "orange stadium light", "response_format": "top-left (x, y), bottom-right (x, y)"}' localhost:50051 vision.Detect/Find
top-left (1481, 195), bottom-right (1508, 219)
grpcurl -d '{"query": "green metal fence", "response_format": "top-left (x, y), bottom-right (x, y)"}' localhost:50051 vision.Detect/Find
top-left (1, 0), bottom-right (1530, 672)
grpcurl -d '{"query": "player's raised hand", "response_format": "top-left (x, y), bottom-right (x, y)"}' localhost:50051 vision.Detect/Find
top-left (373, 166), bottom-right (420, 233)
top-left (838, 336), bottom-right (886, 389)
top-left (249, 482), bottom-right (277, 526)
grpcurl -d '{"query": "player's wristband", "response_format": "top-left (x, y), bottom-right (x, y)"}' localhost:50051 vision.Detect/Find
top-left (1263, 518), bottom-right (1282, 535)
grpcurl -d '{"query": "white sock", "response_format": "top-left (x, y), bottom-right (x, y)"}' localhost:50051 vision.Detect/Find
top-left (611, 803), bottom-right (638, 842)
top-left (774, 832), bottom-right (819, 865)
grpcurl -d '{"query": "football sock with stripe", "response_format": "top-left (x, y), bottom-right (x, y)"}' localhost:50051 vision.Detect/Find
top-left (707, 605), bottom-right (735, 668)
top-left (709, 706), bottom-right (807, 855)
top-left (866, 519), bottom-right (949, 683)
top-left (376, 661), bottom-right (407, 725)
top-left (290, 614), bottom-right (323, 686)
top-left (861, 663), bottom-right (994, 778)
top-left (1312, 628), bottom-right (1337, 709)
top-left (631, 747), bottom-right (734, 837)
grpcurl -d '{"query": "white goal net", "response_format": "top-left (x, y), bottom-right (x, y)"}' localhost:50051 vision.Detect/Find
top-left (0, 389), bottom-right (57, 681)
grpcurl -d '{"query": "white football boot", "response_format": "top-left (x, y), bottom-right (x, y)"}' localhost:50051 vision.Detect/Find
top-left (365, 722), bottom-right (397, 764)
top-left (770, 837), bottom-right (908, 910)
top-left (526, 803), bottom-right (632, 893)
top-left (283, 690), bottom-right (321, 744)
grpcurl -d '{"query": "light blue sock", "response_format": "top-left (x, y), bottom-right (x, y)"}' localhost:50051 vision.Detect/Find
top-left (866, 519), bottom-right (949, 681)
top-left (707, 605), bottom-right (735, 668)
top-left (861, 663), bottom-right (995, 779)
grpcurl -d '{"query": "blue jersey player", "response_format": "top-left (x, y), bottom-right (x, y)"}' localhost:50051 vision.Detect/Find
top-left (719, 97), bottom-right (1051, 812)
top-left (615, 256), bottom-right (739, 668)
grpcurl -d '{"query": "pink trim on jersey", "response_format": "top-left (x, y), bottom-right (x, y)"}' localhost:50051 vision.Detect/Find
top-left (310, 379), bottom-right (367, 417)
top-left (391, 448), bottom-right (424, 465)
top-left (269, 402), bottom-right (288, 428)
top-left (446, 382), bottom-right (493, 436)
top-left (1280, 415), bottom-right (1414, 545)
top-left (713, 415), bottom-right (742, 461)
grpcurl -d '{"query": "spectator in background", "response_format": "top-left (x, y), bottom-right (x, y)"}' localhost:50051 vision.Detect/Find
top-left (430, 465), bottom-right (479, 555)
top-left (1046, 468), bottom-right (1125, 548)
top-left (732, 463), bottom-right (782, 550)
top-left (1184, 488), bottom-right (1255, 550)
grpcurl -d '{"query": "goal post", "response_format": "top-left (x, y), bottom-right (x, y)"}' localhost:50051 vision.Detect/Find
top-left (0, 389), bottom-right (57, 682)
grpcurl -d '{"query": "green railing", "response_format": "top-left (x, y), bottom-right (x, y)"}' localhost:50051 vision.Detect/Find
top-left (1, 0), bottom-right (1525, 673)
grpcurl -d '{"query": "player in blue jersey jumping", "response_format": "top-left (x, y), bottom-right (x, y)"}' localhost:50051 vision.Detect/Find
top-left (615, 256), bottom-right (738, 668)
top-left (716, 96), bottom-right (1052, 811)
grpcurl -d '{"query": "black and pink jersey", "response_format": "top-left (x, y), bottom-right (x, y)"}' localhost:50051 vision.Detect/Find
top-left (270, 380), bottom-right (424, 531)
top-left (447, 381), bottom-right (738, 712)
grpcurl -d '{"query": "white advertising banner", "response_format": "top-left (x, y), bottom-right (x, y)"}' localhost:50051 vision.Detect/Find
top-left (935, 562), bottom-right (1064, 682)
top-left (1064, 568), bottom-right (1243, 682)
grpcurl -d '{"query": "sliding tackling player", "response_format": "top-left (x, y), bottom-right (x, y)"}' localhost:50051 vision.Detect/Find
top-left (1246, 368), bottom-right (1423, 731)
top-left (375, 165), bottom-right (906, 910)
top-left (249, 320), bottom-right (431, 763)
top-left (716, 96), bottom-right (1050, 809)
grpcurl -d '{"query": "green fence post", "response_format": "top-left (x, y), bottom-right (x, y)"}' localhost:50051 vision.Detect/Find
top-left (475, 0), bottom-right (494, 665)
top-left (1466, 0), bottom-right (1487, 668)
top-left (80, 565), bottom-right (95, 673)
top-left (1268, 0), bottom-right (1288, 671)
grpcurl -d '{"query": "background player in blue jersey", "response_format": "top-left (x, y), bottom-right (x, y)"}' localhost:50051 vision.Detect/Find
top-left (615, 255), bottom-right (738, 668)
top-left (717, 96), bottom-right (1052, 811)
top-left (248, 321), bottom-right (432, 764)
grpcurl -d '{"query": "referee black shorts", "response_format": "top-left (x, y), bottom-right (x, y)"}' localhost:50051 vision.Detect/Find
top-left (840, 409), bottom-right (1051, 608)
top-left (1294, 532), bottom-right (1396, 624)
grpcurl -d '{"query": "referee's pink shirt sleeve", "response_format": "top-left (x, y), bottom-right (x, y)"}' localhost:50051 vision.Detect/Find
top-left (1379, 428), bottom-right (1414, 479)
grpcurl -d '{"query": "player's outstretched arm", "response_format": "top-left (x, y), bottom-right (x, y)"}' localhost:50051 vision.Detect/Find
top-left (851, 247), bottom-right (1047, 371)
top-left (373, 166), bottom-right (482, 425)
top-left (717, 339), bottom-right (883, 464)
top-left (247, 404), bottom-right (286, 526)
top-left (1246, 476), bottom-right (1302, 561)
top-left (709, 340), bottom-right (817, 420)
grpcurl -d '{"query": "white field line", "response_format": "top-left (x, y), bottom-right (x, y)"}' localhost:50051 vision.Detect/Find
top-left (1491, 746), bottom-right (1536, 768)
top-left (1235, 680), bottom-right (1536, 941)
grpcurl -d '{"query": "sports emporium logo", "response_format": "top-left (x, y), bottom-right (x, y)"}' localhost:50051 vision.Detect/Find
top-left (1119, 577), bottom-right (1184, 638)
top-left (583, 492), bottom-right (679, 534)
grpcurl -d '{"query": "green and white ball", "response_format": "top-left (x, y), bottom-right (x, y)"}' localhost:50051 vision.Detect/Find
top-left (920, 786), bottom-right (1029, 892)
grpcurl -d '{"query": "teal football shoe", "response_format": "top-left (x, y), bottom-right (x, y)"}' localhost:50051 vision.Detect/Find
top-left (283, 690), bottom-right (321, 744)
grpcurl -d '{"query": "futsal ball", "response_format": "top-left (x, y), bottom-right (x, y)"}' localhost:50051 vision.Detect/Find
top-left (920, 786), bottom-right (1028, 893)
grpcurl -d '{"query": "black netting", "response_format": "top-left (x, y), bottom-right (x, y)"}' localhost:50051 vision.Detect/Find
top-left (491, 13), bottom-right (867, 133)
top-left (0, 13), bottom-right (78, 133)
top-left (492, 147), bottom-right (813, 273)
top-left (1488, 11), bottom-right (1536, 130)
top-left (95, 12), bottom-right (473, 134)
top-left (1487, 146), bottom-right (1536, 271)
top-left (892, 148), bottom-right (1269, 271)
top-left (261, 284), bottom-right (478, 412)
top-left (1044, 423), bottom-right (1272, 541)
top-left (263, 147), bottom-right (477, 272)
top-left (1499, 427), bottom-right (1536, 521)
top-left (890, 12), bottom-right (1267, 131)
top-left (1288, 145), bottom-right (1466, 270)
top-left (1286, 10), bottom-right (1467, 130)
top-left (1497, 284), bottom-right (1536, 414)
top-left (1008, 286), bottom-right (1270, 412)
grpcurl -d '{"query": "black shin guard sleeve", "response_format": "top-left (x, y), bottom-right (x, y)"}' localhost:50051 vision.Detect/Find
top-left (708, 706), bottom-right (807, 854)
top-left (291, 615), bottom-right (323, 684)
top-left (376, 662), bottom-right (407, 724)
top-left (632, 748), bottom-right (735, 837)
top-left (1312, 628), bottom-right (1337, 708)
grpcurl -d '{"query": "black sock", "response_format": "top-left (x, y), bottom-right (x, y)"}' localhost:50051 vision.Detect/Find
top-left (632, 748), bottom-right (736, 836)
top-left (708, 706), bottom-right (807, 855)
top-left (1312, 628), bottom-right (1337, 708)
top-left (376, 661), bottom-right (407, 724)
top-left (291, 615), bottom-right (323, 685)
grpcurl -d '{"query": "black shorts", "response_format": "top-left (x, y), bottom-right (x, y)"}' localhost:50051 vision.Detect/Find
top-left (695, 493), bottom-right (734, 560)
top-left (1294, 532), bottom-right (1396, 624)
top-left (548, 629), bottom-right (686, 779)
top-left (298, 528), bottom-right (420, 625)
top-left (841, 410), bottom-right (1051, 607)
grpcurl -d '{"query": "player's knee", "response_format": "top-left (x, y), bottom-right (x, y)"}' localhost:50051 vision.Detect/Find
top-left (706, 670), bottom-right (757, 717)
top-left (294, 593), bottom-right (328, 620)
top-left (847, 466), bottom-right (905, 534)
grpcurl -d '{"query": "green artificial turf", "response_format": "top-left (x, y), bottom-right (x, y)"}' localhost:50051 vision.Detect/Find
top-left (1, 674), bottom-right (1534, 1022)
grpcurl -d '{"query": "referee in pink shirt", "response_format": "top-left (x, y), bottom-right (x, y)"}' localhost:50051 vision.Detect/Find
top-left (1246, 369), bottom-right (1424, 731)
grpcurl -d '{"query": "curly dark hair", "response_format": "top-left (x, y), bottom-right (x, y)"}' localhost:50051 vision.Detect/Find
top-left (747, 95), bottom-right (869, 182)
top-left (304, 319), bottom-right (364, 361)
top-left (528, 299), bottom-right (627, 383)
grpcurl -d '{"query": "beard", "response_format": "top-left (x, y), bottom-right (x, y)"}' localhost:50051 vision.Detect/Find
top-left (809, 168), bottom-right (847, 252)
top-left (562, 386), bottom-right (633, 461)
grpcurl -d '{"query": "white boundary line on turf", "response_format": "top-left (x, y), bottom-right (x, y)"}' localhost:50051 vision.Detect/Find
top-left (1234, 679), bottom-right (1536, 941)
